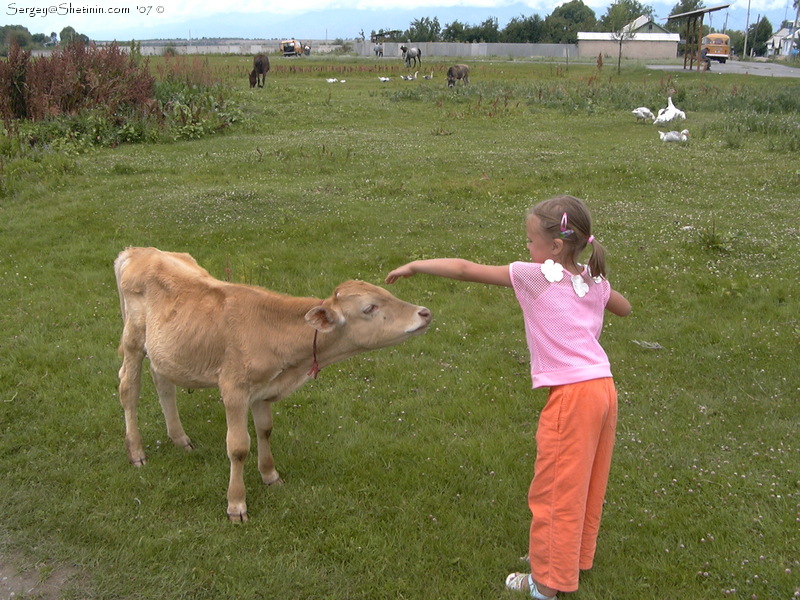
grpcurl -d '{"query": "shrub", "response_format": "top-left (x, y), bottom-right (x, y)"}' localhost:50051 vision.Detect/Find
top-left (0, 42), bottom-right (243, 157)
top-left (0, 41), bottom-right (154, 123)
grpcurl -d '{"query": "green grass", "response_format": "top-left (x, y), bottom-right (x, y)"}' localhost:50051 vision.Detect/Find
top-left (0, 56), bottom-right (798, 600)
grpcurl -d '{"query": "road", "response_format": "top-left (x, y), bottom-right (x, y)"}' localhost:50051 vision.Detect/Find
top-left (647, 59), bottom-right (800, 78)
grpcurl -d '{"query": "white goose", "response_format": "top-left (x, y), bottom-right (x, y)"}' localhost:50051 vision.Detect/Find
top-left (423, 71), bottom-right (433, 80)
top-left (402, 71), bottom-right (418, 81)
top-left (659, 129), bottom-right (690, 143)
top-left (378, 76), bottom-right (391, 82)
top-left (653, 96), bottom-right (686, 124)
top-left (326, 78), bottom-right (338, 83)
top-left (632, 107), bottom-right (655, 122)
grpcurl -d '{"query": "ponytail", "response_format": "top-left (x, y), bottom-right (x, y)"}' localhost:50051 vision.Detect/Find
top-left (587, 235), bottom-right (607, 280)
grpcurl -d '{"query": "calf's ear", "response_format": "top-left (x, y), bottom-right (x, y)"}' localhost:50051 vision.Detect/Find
top-left (305, 306), bottom-right (344, 332)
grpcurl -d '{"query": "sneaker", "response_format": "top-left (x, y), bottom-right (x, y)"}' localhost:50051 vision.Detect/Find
top-left (505, 573), bottom-right (557, 599)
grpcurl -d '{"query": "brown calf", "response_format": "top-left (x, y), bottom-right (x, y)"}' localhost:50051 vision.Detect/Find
top-left (114, 247), bottom-right (431, 521)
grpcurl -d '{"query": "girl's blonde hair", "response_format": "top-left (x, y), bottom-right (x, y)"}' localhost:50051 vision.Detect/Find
top-left (528, 195), bottom-right (608, 278)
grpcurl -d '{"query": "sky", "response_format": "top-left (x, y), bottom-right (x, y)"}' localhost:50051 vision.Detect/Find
top-left (4, 0), bottom-right (797, 42)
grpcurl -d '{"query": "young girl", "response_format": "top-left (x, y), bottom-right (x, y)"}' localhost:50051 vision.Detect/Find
top-left (385, 195), bottom-right (631, 599)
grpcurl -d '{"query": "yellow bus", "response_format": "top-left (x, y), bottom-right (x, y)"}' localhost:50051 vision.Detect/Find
top-left (702, 33), bottom-right (731, 63)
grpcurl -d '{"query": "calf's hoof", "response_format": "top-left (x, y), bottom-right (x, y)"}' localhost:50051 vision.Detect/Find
top-left (262, 472), bottom-right (284, 486)
top-left (174, 437), bottom-right (194, 451)
top-left (227, 508), bottom-right (249, 523)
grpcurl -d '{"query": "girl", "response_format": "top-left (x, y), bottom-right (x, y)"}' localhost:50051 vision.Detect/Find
top-left (385, 195), bottom-right (631, 599)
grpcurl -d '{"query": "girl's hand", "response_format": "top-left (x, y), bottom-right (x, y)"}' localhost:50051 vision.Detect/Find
top-left (385, 263), bottom-right (415, 284)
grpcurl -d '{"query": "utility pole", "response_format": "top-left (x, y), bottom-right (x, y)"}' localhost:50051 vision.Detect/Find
top-left (743, 0), bottom-right (751, 58)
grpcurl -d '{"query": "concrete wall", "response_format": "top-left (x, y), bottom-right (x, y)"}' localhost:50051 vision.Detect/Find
top-left (92, 39), bottom-right (346, 56)
top-left (578, 40), bottom-right (678, 59)
top-left (356, 41), bottom-right (578, 60)
top-left (44, 39), bottom-right (677, 60)
top-left (89, 39), bottom-right (579, 60)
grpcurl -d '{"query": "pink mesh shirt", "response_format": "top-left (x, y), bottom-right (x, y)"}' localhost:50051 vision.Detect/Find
top-left (509, 261), bottom-right (613, 389)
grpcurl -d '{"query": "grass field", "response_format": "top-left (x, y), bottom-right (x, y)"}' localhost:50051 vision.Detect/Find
top-left (0, 55), bottom-right (798, 600)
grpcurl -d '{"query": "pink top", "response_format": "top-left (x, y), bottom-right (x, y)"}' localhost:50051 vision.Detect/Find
top-left (509, 261), bottom-right (612, 388)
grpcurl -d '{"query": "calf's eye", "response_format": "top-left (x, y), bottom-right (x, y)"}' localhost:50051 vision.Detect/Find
top-left (362, 304), bottom-right (377, 314)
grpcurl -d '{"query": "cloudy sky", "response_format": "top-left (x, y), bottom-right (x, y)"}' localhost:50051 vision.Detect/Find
top-left (5, 0), bottom-right (795, 41)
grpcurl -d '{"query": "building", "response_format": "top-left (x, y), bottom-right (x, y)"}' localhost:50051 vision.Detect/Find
top-left (577, 16), bottom-right (680, 59)
top-left (766, 21), bottom-right (799, 56)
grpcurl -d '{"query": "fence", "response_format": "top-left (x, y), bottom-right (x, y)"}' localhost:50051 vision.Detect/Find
top-left (73, 39), bottom-right (579, 60)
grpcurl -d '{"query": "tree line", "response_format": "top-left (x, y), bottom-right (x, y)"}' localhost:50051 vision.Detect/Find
top-left (371, 0), bottom-right (779, 56)
top-left (1, 25), bottom-right (88, 56)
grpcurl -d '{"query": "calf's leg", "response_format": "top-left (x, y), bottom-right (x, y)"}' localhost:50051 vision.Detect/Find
top-left (151, 367), bottom-right (194, 451)
top-left (118, 345), bottom-right (147, 466)
top-left (252, 400), bottom-right (282, 485)
top-left (221, 384), bottom-right (251, 522)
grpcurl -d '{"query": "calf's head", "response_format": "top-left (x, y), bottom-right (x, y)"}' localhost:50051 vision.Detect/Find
top-left (305, 280), bottom-right (431, 350)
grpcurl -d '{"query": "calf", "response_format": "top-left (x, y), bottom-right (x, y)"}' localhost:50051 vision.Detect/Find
top-left (447, 64), bottom-right (470, 87)
top-left (114, 247), bottom-right (431, 521)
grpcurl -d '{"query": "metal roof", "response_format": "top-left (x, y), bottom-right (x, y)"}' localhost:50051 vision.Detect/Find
top-left (666, 3), bottom-right (731, 21)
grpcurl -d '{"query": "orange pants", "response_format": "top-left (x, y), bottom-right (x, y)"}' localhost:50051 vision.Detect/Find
top-left (528, 377), bottom-right (618, 593)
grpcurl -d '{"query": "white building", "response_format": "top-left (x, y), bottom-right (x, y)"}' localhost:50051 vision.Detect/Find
top-left (766, 22), bottom-right (799, 56)
top-left (578, 17), bottom-right (680, 59)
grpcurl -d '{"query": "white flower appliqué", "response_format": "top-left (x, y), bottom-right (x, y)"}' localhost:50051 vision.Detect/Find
top-left (586, 264), bottom-right (603, 284)
top-left (571, 274), bottom-right (589, 298)
top-left (541, 259), bottom-right (564, 283)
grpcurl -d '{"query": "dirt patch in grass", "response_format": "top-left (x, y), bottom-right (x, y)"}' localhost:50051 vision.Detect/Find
top-left (0, 552), bottom-right (82, 600)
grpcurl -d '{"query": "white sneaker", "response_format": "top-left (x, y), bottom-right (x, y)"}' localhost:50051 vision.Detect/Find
top-left (505, 573), bottom-right (557, 600)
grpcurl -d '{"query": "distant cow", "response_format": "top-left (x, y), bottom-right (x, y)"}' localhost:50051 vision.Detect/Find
top-left (251, 54), bottom-right (270, 88)
top-left (447, 64), bottom-right (470, 87)
top-left (114, 247), bottom-right (431, 521)
top-left (400, 45), bottom-right (422, 68)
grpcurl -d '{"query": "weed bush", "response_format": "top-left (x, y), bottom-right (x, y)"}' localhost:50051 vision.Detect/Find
top-left (0, 43), bottom-right (243, 156)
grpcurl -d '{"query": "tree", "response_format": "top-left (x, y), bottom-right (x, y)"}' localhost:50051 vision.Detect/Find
top-left (1, 25), bottom-right (33, 55)
top-left (501, 14), bottom-right (545, 43)
top-left (542, 0), bottom-right (597, 43)
top-left (610, 27), bottom-right (637, 73)
top-left (666, 0), bottom-right (705, 32)
top-left (442, 20), bottom-right (466, 42)
top-left (748, 16), bottom-right (773, 56)
top-left (59, 26), bottom-right (89, 45)
top-left (729, 29), bottom-right (746, 55)
top-left (464, 17), bottom-right (500, 42)
top-left (403, 17), bottom-right (441, 42)
top-left (599, 0), bottom-right (656, 31)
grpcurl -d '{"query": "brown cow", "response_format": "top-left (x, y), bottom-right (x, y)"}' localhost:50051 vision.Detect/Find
top-left (252, 53), bottom-right (270, 88)
top-left (114, 247), bottom-right (431, 521)
top-left (446, 64), bottom-right (470, 88)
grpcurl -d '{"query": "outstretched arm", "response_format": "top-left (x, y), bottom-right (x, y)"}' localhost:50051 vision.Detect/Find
top-left (606, 289), bottom-right (632, 317)
top-left (386, 259), bottom-right (512, 287)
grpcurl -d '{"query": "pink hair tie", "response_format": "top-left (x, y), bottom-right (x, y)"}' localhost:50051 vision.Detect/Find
top-left (587, 235), bottom-right (595, 244)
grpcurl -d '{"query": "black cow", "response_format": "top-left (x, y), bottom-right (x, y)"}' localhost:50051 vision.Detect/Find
top-left (251, 54), bottom-right (270, 88)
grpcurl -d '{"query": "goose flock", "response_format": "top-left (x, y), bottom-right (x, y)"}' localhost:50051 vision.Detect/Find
top-left (632, 97), bottom-right (686, 125)
top-left (377, 72), bottom-right (435, 84)
top-left (632, 96), bottom-right (690, 143)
